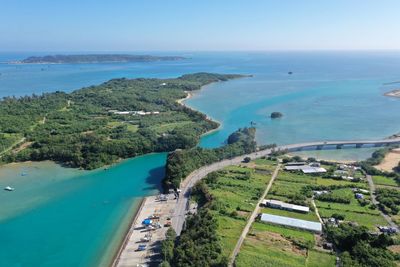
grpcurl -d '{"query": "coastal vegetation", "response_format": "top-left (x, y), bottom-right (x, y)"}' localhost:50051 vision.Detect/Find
top-left (161, 158), bottom-right (276, 267)
top-left (15, 54), bottom-right (185, 64)
top-left (163, 127), bottom-right (257, 190)
top-left (0, 73), bottom-right (243, 169)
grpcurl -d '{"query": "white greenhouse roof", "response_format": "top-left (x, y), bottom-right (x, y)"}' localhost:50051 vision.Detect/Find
top-left (260, 213), bottom-right (322, 232)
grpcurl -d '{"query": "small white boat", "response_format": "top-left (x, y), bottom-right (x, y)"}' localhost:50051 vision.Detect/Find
top-left (4, 186), bottom-right (15, 191)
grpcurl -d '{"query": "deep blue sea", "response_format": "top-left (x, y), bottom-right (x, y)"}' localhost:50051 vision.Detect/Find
top-left (0, 51), bottom-right (400, 266)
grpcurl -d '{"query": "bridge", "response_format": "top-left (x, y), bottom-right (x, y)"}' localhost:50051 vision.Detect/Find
top-left (275, 138), bottom-right (400, 153)
top-left (172, 137), bottom-right (400, 235)
top-left (168, 137), bottom-right (400, 266)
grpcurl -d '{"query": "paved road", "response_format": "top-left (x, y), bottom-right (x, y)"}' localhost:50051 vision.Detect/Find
top-left (366, 175), bottom-right (398, 230)
top-left (171, 137), bottom-right (400, 235)
top-left (228, 164), bottom-right (281, 267)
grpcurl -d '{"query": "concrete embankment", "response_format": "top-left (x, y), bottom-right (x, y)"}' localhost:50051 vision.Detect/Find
top-left (112, 195), bottom-right (177, 267)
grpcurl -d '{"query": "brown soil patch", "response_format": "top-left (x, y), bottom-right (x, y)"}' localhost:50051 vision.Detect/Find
top-left (249, 230), bottom-right (307, 256)
top-left (13, 141), bottom-right (33, 153)
top-left (388, 245), bottom-right (400, 253)
top-left (375, 148), bottom-right (400, 172)
top-left (237, 211), bottom-right (250, 218)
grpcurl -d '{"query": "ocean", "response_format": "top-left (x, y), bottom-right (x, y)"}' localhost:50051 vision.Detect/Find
top-left (0, 51), bottom-right (400, 266)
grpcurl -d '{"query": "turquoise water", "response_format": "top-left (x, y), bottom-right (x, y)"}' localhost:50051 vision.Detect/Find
top-left (1, 51), bottom-right (400, 266)
top-left (0, 154), bottom-right (167, 267)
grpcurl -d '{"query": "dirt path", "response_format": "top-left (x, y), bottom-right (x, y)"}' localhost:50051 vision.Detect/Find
top-left (228, 164), bottom-right (281, 266)
top-left (0, 137), bottom-right (26, 157)
top-left (311, 198), bottom-right (323, 224)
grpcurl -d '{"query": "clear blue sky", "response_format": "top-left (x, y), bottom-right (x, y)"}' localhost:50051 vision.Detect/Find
top-left (1, 0), bottom-right (400, 51)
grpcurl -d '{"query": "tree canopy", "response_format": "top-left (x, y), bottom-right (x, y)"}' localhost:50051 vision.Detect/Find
top-left (0, 73), bottom-right (244, 169)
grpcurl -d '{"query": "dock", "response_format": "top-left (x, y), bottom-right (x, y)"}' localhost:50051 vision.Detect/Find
top-left (112, 194), bottom-right (177, 267)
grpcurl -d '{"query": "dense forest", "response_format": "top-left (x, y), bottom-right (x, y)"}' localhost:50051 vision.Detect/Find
top-left (16, 54), bottom-right (185, 64)
top-left (326, 224), bottom-right (397, 267)
top-left (0, 73), bottom-right (244, 169)
top-left (163, 127), bottom-right (257, 190)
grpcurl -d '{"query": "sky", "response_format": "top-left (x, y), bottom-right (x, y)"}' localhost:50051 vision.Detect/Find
top-left (1, 0), bottom-right (400, 52)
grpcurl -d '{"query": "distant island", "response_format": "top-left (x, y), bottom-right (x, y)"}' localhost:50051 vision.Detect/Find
top-left (12, 54), bottom-right (186, 64)
top-left (384, 89), bottom-right (400, 98)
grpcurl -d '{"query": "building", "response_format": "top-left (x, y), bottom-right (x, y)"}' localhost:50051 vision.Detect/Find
top-left (313, 190), bottom-right (329, 197)
top-left (284, 164), bottom-right (327, 174)
top-left (378, 226), bottom-right (398, 234)
top-left (262, 199), bottom-right (310, 213)
top-left (301, 166), bottom-right (327, 174)
top-left (285, 162), bottom-right (307, 166)
top-left (260, 213), bottom-right (322, 233)
top-left (355, 193), bottom-right (364, 199)
top-left (334, 170), bottom-right (348, 176)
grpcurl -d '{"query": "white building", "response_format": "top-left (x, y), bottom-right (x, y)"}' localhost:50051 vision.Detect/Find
top-left (284, 164), bottom-right (327, 174)
top-left (260, 213), bottom-right (322, 233)
top-left (262, 199), bottom-right (310, 213)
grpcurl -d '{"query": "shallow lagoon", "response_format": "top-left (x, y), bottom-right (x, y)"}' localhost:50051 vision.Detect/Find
top-left (1, 51), bottom-right (400, 266)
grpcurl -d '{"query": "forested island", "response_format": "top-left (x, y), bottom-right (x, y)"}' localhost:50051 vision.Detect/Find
top-left (13, 54), bottom-right (186, 64)
top-left (0, 73), bottom-right (243, 169)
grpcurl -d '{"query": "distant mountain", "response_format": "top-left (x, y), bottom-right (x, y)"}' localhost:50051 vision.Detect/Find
top-left (14, 54), bottom-right (186, 64)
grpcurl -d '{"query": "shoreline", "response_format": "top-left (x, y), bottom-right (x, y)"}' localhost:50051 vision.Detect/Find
top-left (108, 81), bottom-right (233, 267)
top-left (177, 85), bottom-right (223, 136)
top-left (110, 197), bottom-right (146, 267)
top-left (111, 194), bottom-right (178, 267)
top-left (107, 82), bottom-right (226, 266)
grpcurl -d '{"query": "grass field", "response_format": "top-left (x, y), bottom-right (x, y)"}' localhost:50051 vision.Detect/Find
top-left (318, 207), bottom-right (387, 228)
top-left (204, 161), bottom-right (275, 257)
top-left (236, 222), bottom-right (334, 267)
top-left (315, 187), bottom-right (387, 229)
top-left (270, 166), bottom-right (385, 230)
top-left (234, 164), bottom-right (337, 267)
top-left (372, 175), bottom-right (399, 187)
top-left (306, 250), bottom-right (336, 267)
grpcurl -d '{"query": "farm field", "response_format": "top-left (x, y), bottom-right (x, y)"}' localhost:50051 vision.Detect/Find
top-left (270, 164), bottom-right (387, 230)
top-left (235, 162), bottom-right (337, 267)
top-left (235, 222), bottom-right (335, 267)
top-left (372, 175), bottom-right (399, 188)
top-left (202, 158), bottom-right (277, 257)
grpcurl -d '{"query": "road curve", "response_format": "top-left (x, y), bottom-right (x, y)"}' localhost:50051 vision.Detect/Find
top-left (171, 137), bottom-right (400, 235)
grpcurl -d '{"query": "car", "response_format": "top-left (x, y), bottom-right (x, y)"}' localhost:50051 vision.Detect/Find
top-left (140, 237), bottom-right (150, 242)
top-left (137, 244), bottom-right (147, 251)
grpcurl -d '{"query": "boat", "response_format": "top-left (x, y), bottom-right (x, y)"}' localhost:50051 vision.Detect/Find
top-left (4, 186), bottom-right (15, 191)
top-left (21, 172), bottom-right (27, 176)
